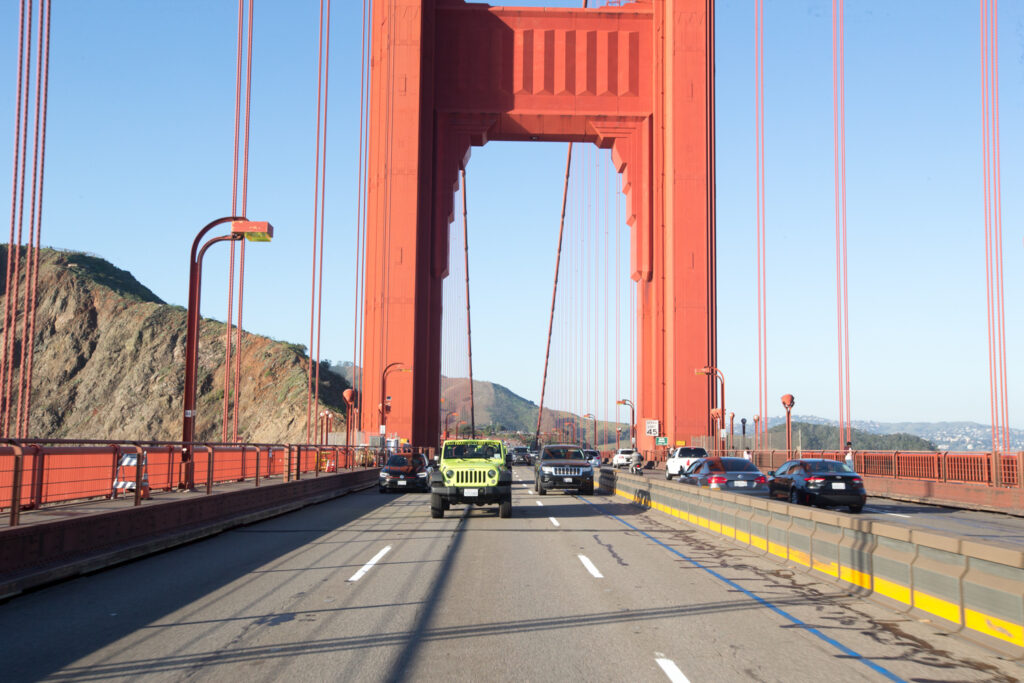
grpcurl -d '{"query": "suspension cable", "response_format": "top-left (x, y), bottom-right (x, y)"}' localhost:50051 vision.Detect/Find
top-left (351, 0), bottom-right (373, 440)
top-left (3, 0), bottom-right (33, 436)
top-left (460, 168), bottom-right (476, 437)
top-left (16, 0), bottom-right (50, 439)
top-left (232, 0), bottom-right (255, 442)
top-left (307, 0), bottom-right (329, 443)
top-left (534, 143), bottom-right (574, 447)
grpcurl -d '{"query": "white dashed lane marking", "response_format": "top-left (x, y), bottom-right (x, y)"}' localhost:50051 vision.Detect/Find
top-left (578, 554), bottom-right (603, 578)
top-left (549, 517), bottom-right (560, 527)
top-left (347, 546), bottom-right (392, 582)
top-left (655, 657), bottom-right (690, 683)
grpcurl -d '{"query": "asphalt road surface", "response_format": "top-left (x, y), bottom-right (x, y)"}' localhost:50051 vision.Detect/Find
top-left (2, 466), bottom-right (1021, 682)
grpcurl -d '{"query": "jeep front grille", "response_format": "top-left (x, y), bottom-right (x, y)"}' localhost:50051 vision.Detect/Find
top-left (455, 470), bottom-right (487, 485)
top-left (552, 467), bottom-right (583, 476)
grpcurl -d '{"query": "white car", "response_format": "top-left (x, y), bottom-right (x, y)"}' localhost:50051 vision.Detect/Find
top-left (665, 447), bottom-right (709, 480)
top-left (611, 448), bottom-right (636, 468)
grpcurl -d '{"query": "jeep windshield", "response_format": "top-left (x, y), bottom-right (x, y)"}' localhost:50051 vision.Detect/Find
top-left (442, 442), bottom-right (502, 460)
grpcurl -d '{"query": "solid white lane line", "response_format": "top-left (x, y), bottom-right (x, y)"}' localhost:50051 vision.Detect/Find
top-left (578, 554), bottom-right (603, 578)
top-left (655, 658), bottom-right (690, 683)
top-left (549, 517), bottom-right (560, 527)
top-left (347, 546), bottom-right (392, 582)
top-left (864, 507), bottom-right (911, 518)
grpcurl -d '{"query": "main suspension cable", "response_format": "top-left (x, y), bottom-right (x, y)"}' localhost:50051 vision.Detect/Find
top-left (461, 168), bottom-right (476, 437)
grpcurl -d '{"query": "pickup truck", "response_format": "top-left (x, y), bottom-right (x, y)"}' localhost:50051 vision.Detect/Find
top-left (611, 448), bottom-right (637, 468)
top-left (664, 446), bottom-right (709, 480)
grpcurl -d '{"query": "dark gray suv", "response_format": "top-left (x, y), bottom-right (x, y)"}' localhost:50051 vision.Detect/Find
top-left (534, 444), bottom-right (594, 495)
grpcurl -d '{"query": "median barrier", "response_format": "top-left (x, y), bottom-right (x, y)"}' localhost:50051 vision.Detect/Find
top-left (909, 531), bottom-right (966, 631)
top-left (869, 524), bottom-right (916, 614)
top-left (606, 469), bottom-right (1023, 659)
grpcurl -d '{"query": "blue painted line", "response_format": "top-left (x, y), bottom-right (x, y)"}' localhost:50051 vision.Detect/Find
top-left (579, 495), bottom-right (906, 683)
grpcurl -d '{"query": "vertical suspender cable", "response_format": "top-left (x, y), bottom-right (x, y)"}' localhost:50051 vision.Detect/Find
top-left (16, 0), bottom-right (49, 438)
top-left (307, 0), bottom-right (328, 443)
top-left (223, 0), bottom-right (245, 442)
top-left (3, 0), bottom-right (32, 436)
top-left (352, 0), bottom-right (373, 440)
top-left (980, 0), bottom-right (1009, 453)
top-left (1, 0), bottom-right (29, 434)
top-left (232, 0), bottom-right (255, 442)
top-left (534, 144), bottom-right (574, 447)
top-left (313, 0), bottom-right (333, 442)
top-left (832, 0), bottom-right (852, 449)
top-left (754, 0), bottom-right (768, 447)
top-left (461, 168), bottom-right (475, 437)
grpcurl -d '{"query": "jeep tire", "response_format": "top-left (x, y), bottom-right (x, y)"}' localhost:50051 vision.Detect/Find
top-left (430, 493), bottom-right (445, 518)
top-left (537, 482), bottom-right (547, 495)
top-left (499, 497), bottom-right (512, 518)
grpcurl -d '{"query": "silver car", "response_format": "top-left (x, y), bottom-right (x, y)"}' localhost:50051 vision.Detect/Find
top-left (680, 457), bottom-right (766, 491)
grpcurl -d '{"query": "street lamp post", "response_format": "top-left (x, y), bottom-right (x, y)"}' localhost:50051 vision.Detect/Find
top-left (343, 388), bottom-right (356, 465)
top-left (615, 426), bottom-right (622, 452)
top-left (696, 366), bottom-right (725, 443)
top-left (753, 415), bottom-right (760, 451)
top-left (709, 408), bottom-right (722, 455)
top-left (781, 394), bottom-right (795, 453)
top-left (582, 413), bottom-right (597, 448)
top-left (182, 217), bottom-right (273, 488)
top-left (444, 411), bottom-right (457, 440)
top-left (616, 399), bottom-right (635, 449)
top-left (728, 412), bottom-right (735, 451)
top-left (379, 361), bottom-right (407, 439)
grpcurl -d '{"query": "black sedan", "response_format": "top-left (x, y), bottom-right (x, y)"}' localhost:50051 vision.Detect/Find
top-left (768, 458), bottom-right (866, 513)
top-left (379, 453), bottom-right (432, 492)
top-left (679, 456), bottom-right (766, 491)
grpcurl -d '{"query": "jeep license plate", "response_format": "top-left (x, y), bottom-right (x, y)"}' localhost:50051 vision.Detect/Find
top-left (464, 488), bottom-right (478, 497)
top-left (563, 477), bottom-right (573, 483)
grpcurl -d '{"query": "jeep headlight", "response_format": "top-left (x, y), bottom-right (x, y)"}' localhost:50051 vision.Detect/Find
top-left (443, 469), bottom-right (453, 480)
top-left (541, 466), bottom-right (554, 473)
top-left (487, 469), bottom-right (497, 480)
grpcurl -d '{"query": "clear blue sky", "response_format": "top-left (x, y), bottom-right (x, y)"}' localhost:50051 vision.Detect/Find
top-left (1, 1), bottom-right (1021, 429)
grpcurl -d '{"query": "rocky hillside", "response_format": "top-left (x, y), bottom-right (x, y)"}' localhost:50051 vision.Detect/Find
top-left (1, 246), bottom-right (347, 443)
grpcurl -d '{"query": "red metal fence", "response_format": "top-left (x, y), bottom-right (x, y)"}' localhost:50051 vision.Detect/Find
top-left (1, 439), bottom-right (383, 525)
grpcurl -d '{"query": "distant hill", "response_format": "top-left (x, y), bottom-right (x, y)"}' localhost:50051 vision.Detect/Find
top-left (768, 414), bottom-right (1022, 451)
top-left (764, 422), bottom-right (936, 451)
top-left (3, 245), bottom-right (348, 442)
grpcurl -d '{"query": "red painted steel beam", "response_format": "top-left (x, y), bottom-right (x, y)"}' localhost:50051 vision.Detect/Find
top-left (361, 0), bottom-right (715, 450)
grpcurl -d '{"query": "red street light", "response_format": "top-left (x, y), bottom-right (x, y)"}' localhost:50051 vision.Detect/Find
top-left (182, 217), bottom-right (273, 487)
top-left (781, 394), bottom-right (795, 453)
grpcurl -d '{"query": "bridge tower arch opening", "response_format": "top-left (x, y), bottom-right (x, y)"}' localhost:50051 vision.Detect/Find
top-left (361, 0), bottom-right (716, 454)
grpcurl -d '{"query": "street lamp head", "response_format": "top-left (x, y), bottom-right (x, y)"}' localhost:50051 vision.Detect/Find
top-left (781, 394), bottom-right (795, 410)
top-left (231, 220), bottom-right (274, 242)
top-left (342, 388), bottom-right (355, 405)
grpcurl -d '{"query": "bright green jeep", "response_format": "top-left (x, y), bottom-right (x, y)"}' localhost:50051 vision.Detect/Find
top-left (429, 439), bottom-right (512, 518)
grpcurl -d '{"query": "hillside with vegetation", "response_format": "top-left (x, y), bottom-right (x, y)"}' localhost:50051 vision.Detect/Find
top-left (1, 246), bottom-right (348, 442)
top-left (766, 422), bottom-right (936, 451)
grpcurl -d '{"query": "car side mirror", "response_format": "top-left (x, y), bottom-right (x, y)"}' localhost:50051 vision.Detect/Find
top-left (767, 471), bottom-right (775, 477)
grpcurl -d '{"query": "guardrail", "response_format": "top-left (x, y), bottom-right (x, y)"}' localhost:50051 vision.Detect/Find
top-left (1, 438), bottom-right (383, 525)
top-left (602, 468), bottom-right (1024, 658)
top-left (642, 445), bottom-right (1024, 489)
